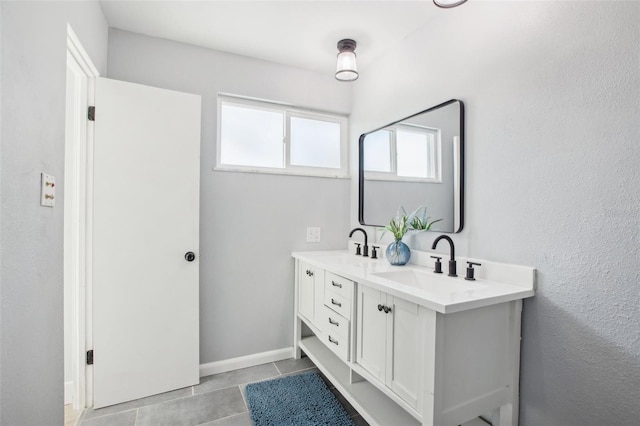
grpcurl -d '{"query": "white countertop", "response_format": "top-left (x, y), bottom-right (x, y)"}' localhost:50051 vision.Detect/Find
top-left (292, 250), bottom-right (535, 314)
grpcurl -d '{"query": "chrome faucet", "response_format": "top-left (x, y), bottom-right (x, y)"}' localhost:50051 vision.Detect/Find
top-left (431, 235), bottom-right (457, 277)
top-left (349, 228), bottom-right (369, 257)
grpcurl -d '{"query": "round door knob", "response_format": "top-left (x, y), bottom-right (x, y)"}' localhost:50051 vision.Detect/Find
top-left (377, 304), bottom-right (384, 312)
top-left (185, 252), bottom-right (196, 262)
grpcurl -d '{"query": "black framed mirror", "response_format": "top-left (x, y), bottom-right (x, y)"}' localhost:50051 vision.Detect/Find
top-left (358, 99), bottom-right (464, 233)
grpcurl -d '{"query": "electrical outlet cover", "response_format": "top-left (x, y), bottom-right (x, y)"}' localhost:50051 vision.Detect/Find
top-left (40, 173), bottom-right (56, 207)
top-left (306, 227), bottom-right (321, 243)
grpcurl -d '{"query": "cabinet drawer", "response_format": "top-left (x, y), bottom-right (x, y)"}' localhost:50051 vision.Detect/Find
top-left (324, 291), bottom-right (351, 319)
top-left (325, 272), bottom-right (354, 301)
top-left (322, 329), bottom-right (350, 361)
top-left (321, 305), bottom-right (349, 341)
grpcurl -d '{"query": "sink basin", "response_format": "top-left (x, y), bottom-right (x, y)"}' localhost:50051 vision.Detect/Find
top-left (373, 269), bottom-right (483, 293)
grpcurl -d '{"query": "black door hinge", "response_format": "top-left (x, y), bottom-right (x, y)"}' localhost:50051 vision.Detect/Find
top-left (88, 106), bottom-right (95, 121)
top-left (86, 350), bottom-right (94, 365)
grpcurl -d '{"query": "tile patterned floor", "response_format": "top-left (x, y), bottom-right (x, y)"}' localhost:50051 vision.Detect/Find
top-left (76, 358), bottom-right (369, 426)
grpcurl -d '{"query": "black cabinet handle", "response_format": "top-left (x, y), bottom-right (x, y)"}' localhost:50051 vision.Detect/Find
top-left (185, 252), bottom-right (196, 262)
top-left (377, 304), bottom-right (392, 313)
top-left (331, 298), bottom-right (342, 307)
top-left (331, 281), bottom-right (342, 288)
top-left (328, 317), bottom-right (339, 326)
top-left (328, 336), bottom-right (339, 345)
top-left (305, 269), bottom-right (314, 277)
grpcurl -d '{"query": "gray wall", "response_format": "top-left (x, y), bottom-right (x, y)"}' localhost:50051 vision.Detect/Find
top-left (0, 1), bottom-right (3, 418)
top-left (2, 2), bottom-right (638, 425)
top-left (351, 1), bottom-right (640, 425)
top-left (0, 1), bottom-right (108, 424)
top-left (106, 29), bottom-right (352, 363)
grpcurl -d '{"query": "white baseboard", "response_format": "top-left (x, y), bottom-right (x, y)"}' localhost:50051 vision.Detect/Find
top-left (199, 347), bottom-right (294, 378)
top-left (64, 381), bottom-right (73, 405)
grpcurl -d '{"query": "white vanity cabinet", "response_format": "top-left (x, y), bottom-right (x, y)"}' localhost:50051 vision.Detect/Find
top-left (356, 285), bottom-right (427, 412)
top-left (292, 251), bottom-right (535, 426)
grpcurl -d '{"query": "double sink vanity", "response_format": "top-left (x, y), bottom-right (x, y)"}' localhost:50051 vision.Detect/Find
top-left (292, 245), bottom-right (535, 426)
top-left (291, 99), bottom-right (535, 425)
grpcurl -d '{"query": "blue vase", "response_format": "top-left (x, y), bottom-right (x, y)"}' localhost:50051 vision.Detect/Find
top-left (386, 240), bottom-right (411, 266)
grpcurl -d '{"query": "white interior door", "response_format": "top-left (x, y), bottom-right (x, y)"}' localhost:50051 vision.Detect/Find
top-left (92, 77), bottom-right (201, 408)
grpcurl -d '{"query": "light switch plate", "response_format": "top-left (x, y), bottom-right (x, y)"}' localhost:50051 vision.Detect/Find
top-left (40, 173), bottom-right (56, 207)
top-left (306, 227), bottom-right (321, 243)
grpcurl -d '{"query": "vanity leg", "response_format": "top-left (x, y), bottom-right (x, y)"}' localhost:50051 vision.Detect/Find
top-left (496, 299), bottom-right (523, 426)
top-left (293, 260), bottom-right (302, 359)
top-left (293, 317), bottom-right (302, 359)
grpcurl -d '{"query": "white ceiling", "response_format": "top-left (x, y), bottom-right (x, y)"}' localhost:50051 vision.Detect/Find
top-left (99, 1), bottom-right (442, 76)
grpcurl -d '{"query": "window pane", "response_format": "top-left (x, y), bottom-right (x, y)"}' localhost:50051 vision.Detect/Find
top-left (363, 130), bottom-right (392, 172)
top-left (220, 104), bottom-right (284, 168)
top-left (397, 130), bottom-right (435, 178)
top-left (290, 117), bottom-right (341, 169)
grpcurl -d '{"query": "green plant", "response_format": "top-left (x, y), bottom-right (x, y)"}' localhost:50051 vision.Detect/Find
top-left (408, 206), bottom-right (443, 231)
top-left (383, 205), bottom-right (442, 240)
top-left (385, 214), bottom-right (409, 240)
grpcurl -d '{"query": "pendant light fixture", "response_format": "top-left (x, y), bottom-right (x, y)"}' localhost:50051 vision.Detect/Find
top-left (433, 0), bottom-right (468, 8)
top-left (335, 39), bottom-right (358, 82)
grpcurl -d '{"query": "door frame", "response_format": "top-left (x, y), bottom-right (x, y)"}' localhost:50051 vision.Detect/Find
top-left (65, 24), bottom-right (98, 410)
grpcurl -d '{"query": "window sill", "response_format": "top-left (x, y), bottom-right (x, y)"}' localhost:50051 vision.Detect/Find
top-left (213, 165), bottom-right (350, 179)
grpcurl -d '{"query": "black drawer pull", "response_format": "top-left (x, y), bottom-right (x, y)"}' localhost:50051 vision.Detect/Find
top-left (331, 298), bottom-right (342, 307)
top-left (331, 281), bottom-right (342, 288)
top-left (328, 335), bottom-right (339, 345)
top-left (328, 317), bottom-right (339, 326)
top-left (377, 304), bottom-right (384, 312)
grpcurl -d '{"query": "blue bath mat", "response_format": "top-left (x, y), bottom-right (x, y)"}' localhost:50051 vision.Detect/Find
top-left (245, 371), bottom-right (355, 426)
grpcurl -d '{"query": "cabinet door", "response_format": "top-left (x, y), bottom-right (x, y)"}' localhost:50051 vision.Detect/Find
top-left (386, 296), bottom-right (424, 409)
top-left (356, 285), bottom-right (387, 381)
top-left (298, 262), bottom-right (315, 324)
top-left (297, 262), bottom-right (325, 330)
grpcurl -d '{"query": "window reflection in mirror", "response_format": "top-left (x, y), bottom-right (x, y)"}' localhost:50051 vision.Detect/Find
top-left (359, 99), bottom-right (464, 233)
top-left (365, 125), bottom-right (440, 181)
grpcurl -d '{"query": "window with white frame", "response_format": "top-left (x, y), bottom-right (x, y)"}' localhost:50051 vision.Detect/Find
top-left (217, 95), bottom-right (348, 177)
top-left (363, 124), bottom-right (441, 182)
